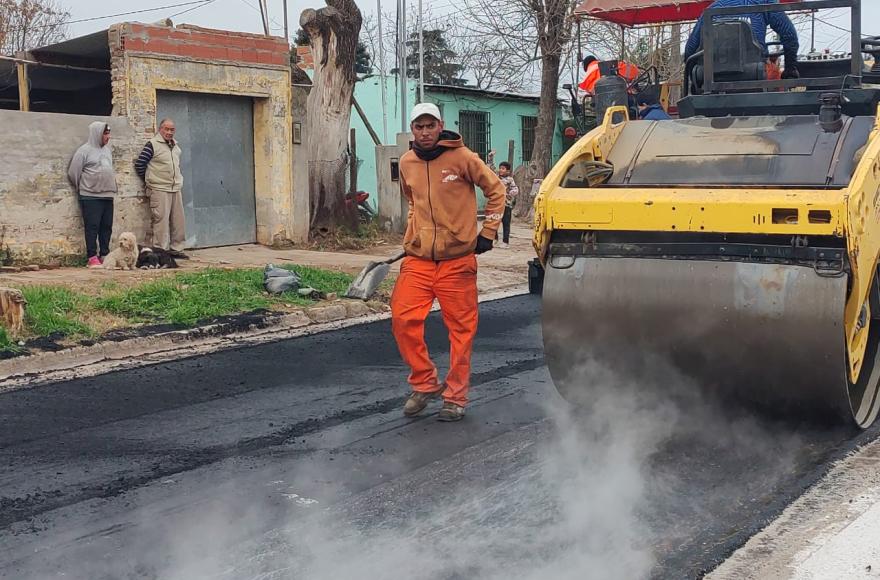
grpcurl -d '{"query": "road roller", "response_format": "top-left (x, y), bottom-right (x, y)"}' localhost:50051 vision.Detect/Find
top-left (534, 0), bottom-right (880, 427)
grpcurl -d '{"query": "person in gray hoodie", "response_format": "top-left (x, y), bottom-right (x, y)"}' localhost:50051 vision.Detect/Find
top-left (68, 121), bottom-right (118, 267)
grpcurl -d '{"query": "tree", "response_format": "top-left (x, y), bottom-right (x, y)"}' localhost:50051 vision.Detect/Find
top-left (393, 28), bottom-right (467, 86)
top-left (300, 0), bottom-right (363, 236)
top-left (514, 0), bottom-right (574, 215)
top-left (0, 0), bottom-right (69, 55)
top-left (355, 41), bottom-right (371, 75)
top-left (296, 26), bottom-right (370, 75)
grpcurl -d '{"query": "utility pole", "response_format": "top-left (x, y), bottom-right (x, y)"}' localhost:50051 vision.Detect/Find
top-left (418, 0), bottom-right (424, 102)
top-left (398, 0), bottom-right (407, 132)
top-left (259, 0), bottom-right (270, 36)
top-left (283, 0), bottom-right (289, 44)
top-left (378, 0), bottom-right (389, 142)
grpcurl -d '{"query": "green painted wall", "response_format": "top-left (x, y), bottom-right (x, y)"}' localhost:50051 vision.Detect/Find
top-left (350, 77), bottom-right (564, 210)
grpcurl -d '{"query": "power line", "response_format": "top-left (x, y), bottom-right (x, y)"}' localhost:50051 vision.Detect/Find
top-left (63, 1), bottom-right (210, 26)
top-left (169, 0), bottom-right (218, 19)
top-left (235, 0), bottom-right (285, 30)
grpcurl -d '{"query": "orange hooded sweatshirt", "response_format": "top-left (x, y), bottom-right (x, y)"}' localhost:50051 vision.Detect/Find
top-left (399, 131), bottom-right (507, 261)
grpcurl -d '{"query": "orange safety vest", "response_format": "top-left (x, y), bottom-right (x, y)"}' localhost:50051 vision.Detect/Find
top-left (579, 60), bottom-right (640, 93)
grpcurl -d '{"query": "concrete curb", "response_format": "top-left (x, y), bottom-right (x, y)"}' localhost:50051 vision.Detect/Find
top-left (0, 285), bottom-right (529, 393)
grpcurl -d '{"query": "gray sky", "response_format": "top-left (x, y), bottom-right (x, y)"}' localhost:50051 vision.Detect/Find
top-left (67, 1), bottom-right (880, 54)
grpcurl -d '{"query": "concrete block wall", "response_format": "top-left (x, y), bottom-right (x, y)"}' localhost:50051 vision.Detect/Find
top-left (0, 111), bottom-right (146, 263)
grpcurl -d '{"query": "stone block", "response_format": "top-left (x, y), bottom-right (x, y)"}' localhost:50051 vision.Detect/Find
top-left (344, 301), bottom-right (370, 317)
top-left (306, 304), bottom-right (347, 324)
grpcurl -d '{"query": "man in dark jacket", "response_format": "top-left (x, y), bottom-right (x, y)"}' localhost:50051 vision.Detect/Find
top-left (636, 89), bottom-right (672, 121)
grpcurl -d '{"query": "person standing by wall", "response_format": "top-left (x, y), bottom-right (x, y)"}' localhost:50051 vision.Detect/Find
top-left (135, 118), bottom-right (188, 259)
top-left (68, 121), bottom-right (117, 268)
top-left (392, 103), bottom-right (507, 422)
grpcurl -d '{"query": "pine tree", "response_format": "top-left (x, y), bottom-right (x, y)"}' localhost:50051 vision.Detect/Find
top-left (394, 29), bottom-right (467, 86)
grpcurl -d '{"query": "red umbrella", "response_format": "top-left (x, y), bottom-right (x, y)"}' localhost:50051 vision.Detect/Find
top-left (575, 0), bottom-right (798, 27)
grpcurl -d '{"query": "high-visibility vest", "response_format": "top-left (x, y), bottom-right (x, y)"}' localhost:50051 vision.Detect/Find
top-left (579, 61), bottom-right (640, 93)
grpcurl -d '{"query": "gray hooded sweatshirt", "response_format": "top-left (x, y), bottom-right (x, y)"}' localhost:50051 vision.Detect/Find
top-left (68, 121), bottom-right (118, 199)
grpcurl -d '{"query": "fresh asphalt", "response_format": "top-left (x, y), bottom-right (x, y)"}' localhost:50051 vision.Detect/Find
top-left (0, 294), bottom-right (877, 579)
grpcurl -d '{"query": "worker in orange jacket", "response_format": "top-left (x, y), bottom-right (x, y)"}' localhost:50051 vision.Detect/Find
top-left (579, 55), bottom-right (640, 94)
top-left (392, 102), bottom-right (507, 422)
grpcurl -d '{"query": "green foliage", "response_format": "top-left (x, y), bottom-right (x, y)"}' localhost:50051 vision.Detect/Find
top-left (392, 29), bottom-right (467, 86)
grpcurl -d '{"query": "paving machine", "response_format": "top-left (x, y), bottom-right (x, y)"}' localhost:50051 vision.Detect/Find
top-left (535, 0), bottom-right (880, 427)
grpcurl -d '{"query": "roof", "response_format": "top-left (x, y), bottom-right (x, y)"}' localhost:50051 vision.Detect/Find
top-left (30, 30), bottom-right (111, 69)
top-left (575, 0), bottom-right (797, 27)
top-left (425, 84), bottom-right (544, 103)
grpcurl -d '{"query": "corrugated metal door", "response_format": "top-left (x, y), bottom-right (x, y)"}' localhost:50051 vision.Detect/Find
top-left (156, 91), bottom-right (256, 248)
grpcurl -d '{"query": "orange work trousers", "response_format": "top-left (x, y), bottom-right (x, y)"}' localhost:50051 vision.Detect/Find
top-left (391, 254), bottom-right (479, 407)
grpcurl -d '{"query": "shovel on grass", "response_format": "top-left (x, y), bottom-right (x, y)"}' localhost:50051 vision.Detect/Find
top-left (344, 251), bottom-right (406, 300)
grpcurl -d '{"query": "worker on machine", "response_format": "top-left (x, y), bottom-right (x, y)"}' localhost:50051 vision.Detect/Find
top-left (636, 88), bottom-right (672, 120)
top-left (578, 55), bottom-right (640, 94)
top-left (684, 0), bottom-right (800, 79)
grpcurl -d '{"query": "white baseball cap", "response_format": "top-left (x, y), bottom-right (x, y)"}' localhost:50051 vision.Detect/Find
top-left (410, 103), bottom-right (442, 123)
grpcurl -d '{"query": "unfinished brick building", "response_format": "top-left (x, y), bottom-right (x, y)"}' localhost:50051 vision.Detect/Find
top-left (0, 21), bottom-right (301, 264)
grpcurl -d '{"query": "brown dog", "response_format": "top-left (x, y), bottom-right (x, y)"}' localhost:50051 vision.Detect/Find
top-left (103, 232), bottom-right (139, 270)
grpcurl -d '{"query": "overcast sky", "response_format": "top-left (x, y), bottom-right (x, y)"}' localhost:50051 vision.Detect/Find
top-left (67, 0), bottom-right (880, 55)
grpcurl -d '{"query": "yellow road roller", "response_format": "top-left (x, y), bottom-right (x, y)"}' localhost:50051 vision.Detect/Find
top-left (534, 0), bottom-right (880, 427)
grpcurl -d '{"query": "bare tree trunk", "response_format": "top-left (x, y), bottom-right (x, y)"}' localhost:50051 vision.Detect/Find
top-left (516, 51), bottom-right (560, 217)
top-left (300, 1), bottom-right (362, 237)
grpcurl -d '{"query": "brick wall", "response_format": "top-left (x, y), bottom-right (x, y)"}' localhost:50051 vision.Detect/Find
top-left (117, 24), bottom-right (289, 67)
top-left (295, 46), bottom-right (314, 70)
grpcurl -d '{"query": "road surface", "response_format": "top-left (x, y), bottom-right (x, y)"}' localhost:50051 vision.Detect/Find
top-left (0, 295), bottom-right (876, 579)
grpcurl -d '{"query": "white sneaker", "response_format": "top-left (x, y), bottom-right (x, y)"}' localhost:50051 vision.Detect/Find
top-left (498, 242), bottom-right (509, 249)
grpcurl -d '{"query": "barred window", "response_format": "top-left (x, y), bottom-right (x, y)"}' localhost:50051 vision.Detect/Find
top-left (459, 110), bottom-right (490, 162)
top-left (521, 115), bottom-right (538, 164)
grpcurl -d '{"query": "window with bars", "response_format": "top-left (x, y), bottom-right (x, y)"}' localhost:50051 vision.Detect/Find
top-left (458, 110), bottom-right (490, 161)
top-left (521, 115), bottom-right (538, 164)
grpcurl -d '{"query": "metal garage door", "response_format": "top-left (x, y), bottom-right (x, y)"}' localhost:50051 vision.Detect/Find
top-left (156, 91), bottom-right (256, 248)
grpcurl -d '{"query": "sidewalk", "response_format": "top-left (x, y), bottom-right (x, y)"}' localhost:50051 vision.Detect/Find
top-left (0, 222), bottom-right (533, 295)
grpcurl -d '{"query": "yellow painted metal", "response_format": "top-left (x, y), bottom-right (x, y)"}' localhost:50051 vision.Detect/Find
top-left (532, 105), bottom-right (629, 259)
top-left (548, 187), bottom-right (846, 236)
top-left (533, 104), bottom-right (880, 385)
top-left (842, 107), bottom-right (880, 383)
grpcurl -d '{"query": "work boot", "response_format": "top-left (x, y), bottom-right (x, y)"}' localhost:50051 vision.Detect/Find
top-left (403, 387), bottom-right (443, 417)
top-left (437, 402), bottom-right (466, 422)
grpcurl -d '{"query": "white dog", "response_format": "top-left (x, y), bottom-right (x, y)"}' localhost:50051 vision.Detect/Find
top-left (103, 232), bottom-right (139, 270)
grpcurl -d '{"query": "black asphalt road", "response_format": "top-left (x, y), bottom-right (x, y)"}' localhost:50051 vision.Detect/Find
top-left (0, 294), bottom-right (878, 580)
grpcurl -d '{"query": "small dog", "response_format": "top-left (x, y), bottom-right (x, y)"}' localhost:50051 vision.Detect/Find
top-left (103, 232), bottom-right (139, 270)
top-left (137, 247), bottom-right (179, 269)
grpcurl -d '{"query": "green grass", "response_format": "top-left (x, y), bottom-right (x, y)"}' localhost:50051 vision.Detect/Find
top-left (20, 286), bottom-right (94, 338)
top-left (0, 326), bottom-right (20, 353)
top-left (1, 266), bottom-right (355, 350)
top-left (96, 266), bottom-right (354, 326)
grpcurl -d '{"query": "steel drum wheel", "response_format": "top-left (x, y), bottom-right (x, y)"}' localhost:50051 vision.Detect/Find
top-left (542, 256), bottom-right (880, 428)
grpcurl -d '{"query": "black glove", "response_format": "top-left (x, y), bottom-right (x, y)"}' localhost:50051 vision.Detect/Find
top-left (781, 65), bottom-right (799, 80)
top-left (475, 235), bottom-right (494, 254)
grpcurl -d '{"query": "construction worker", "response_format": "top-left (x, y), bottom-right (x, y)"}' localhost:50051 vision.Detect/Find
top-left (684, 0), bottom-right (800, 79)
top-left (636, 88), bottom-right (672, 120)
top-left (578, 55), bottom-right (640, 94)
top-left (392, 103), bottom-right (507, 422)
